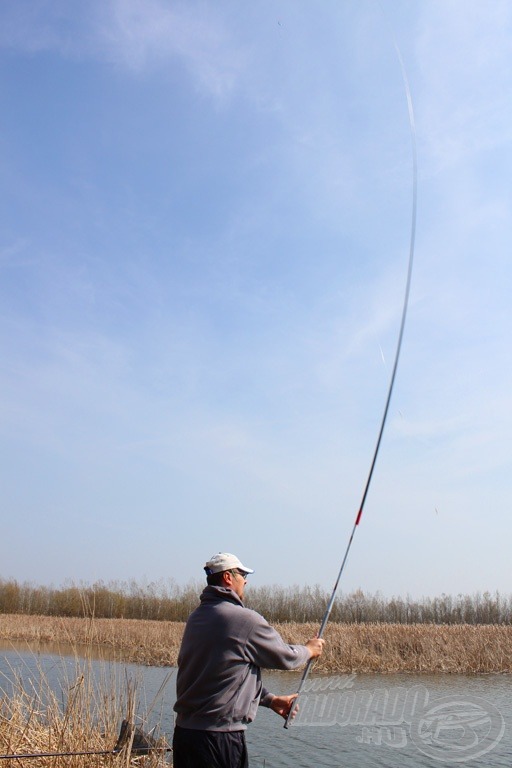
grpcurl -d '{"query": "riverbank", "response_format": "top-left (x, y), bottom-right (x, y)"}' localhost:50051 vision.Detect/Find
top-left (1, 614), bottom-right (511, 673)
top-left (0, 645), bottom-right (146, 766)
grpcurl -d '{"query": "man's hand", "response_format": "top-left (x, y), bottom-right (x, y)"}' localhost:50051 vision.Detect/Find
top-left (269, 693), bottom-right (299, 720)
top-left (305, 637), bottom-right (325, 659)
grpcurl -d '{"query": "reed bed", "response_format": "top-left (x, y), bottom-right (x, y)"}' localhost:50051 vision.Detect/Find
top-left (0, 615), bottom-right (184, 667)
top-left (0, 653), bottom-right (170, 766)
top-left (278, 622), bottom-right (512, 674)
top-left (2, 614), bottom-right (512, 673)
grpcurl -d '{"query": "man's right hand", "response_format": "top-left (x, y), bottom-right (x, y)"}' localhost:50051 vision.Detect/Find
top-left (305, 637), bottom-right (325, 658)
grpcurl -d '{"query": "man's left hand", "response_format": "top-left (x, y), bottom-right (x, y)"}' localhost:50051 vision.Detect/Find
top-left (269, 694), bottom-right (299, 720)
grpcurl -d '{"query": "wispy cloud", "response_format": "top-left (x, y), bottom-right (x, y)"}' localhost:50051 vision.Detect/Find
top-left (0, 0), bottom-right (247, 100)
top-left (96, 0), bottom-right (247, 99)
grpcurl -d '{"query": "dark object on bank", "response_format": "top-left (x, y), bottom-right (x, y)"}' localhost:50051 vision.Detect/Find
top-left (114, 718), bottom-right (161, 754)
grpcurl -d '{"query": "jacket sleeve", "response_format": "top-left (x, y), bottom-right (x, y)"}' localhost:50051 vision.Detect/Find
top-left (259, 687), bottom-right (274, 708)
top-left (244, 611), bottom-right (310, 671)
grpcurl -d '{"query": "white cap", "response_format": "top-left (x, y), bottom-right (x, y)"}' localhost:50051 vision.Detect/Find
top-left (204, 552), bottom-right (254, 576)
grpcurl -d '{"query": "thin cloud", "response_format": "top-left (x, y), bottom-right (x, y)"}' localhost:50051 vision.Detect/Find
top-left (97, 0), bottom-right (247, 99)
top-left (0, 0), bottom-right (247, 100)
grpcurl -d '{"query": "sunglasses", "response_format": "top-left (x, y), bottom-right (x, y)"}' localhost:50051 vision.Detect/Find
top-left (232, 569), bottom-right (248, 579)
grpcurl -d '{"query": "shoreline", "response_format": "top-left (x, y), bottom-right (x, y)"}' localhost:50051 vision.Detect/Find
top-left (1, 614), bottom-right (511, 673)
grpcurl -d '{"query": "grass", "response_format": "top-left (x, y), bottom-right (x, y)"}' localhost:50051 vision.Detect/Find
top-left (2, 614), bottom-right (512, 673)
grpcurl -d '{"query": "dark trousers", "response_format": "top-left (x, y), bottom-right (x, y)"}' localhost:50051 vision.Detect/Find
top-left (172, 726), bottom-right (249, 768)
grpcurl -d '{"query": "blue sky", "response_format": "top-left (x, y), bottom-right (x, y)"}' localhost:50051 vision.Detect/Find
top-left (1, 1), bottom-right (511, 598)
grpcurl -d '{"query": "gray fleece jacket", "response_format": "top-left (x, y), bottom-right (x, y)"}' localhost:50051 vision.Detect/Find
top-left (174, 585), bottom-right (310, 731)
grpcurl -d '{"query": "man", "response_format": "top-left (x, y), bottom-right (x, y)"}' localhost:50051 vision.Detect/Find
top-left (173, 552), bottom-right (325, 768)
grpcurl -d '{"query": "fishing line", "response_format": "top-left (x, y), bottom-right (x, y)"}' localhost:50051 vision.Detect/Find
top-left (285, 34), bottom-right (417, 729)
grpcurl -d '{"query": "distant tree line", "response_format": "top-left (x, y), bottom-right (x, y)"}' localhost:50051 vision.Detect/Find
top-left (247, 586), bottom-right (512, 625)
top-left (0, 578), bottom-right (510, 624)
top-left (0, 578), bottom-right (200, 621)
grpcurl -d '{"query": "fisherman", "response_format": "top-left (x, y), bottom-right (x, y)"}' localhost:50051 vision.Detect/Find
top-left (173, 552), bottom-right (325, 768)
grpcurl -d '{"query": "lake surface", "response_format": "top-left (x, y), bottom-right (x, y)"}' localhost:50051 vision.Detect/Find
top-left (1, 641), bottom-right (511, 767)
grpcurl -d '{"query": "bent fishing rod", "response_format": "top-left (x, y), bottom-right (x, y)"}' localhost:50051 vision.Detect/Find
top-left (285, 43), bottom-right (417, 729)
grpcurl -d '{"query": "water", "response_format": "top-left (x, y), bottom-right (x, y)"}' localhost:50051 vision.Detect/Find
top-left (249, 671), bottom-right (512, 767)
top-left (1, 642), bottom-right (511, 767)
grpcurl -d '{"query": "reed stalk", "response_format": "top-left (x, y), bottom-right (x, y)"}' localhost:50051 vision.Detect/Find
top-left (0, 649), bottom-right (171, 766)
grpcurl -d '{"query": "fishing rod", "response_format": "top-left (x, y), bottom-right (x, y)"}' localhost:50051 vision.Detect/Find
top-left (285, 41), bottom-right (417, 729)
top-left (0, 749), bottom-right (119, 761)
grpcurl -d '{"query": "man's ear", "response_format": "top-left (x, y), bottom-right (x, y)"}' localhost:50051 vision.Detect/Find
top-left (221, 570), bottom-right (233, 587)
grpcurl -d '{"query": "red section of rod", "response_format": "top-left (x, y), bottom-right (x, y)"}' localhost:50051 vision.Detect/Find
top-left (355, 508), bottom-right (363, 526)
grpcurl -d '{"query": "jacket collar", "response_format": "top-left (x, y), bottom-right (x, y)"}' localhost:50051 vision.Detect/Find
top-left (200, 584), bottom-right (244, 607)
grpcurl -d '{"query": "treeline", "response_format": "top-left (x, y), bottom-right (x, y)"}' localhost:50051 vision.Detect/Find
top-left (247, 586), bottom-right (512, 625)
top-left (0, 578), bottom-right (511, 624)
top-left (0, 578), bottom-right (199, 622)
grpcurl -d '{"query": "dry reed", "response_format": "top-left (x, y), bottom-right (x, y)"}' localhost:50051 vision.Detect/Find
top-left (0, 651), bottom-right (170, 766)
top-left (278, 622), bottom-right (512, 674)
top-left (0, 614), bottom-right (184, 667)
top-left (2, 614), bottom-right (512, 673)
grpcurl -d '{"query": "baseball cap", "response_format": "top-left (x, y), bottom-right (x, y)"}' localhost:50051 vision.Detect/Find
top-left (204, 552), bottom-right (254, 576)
